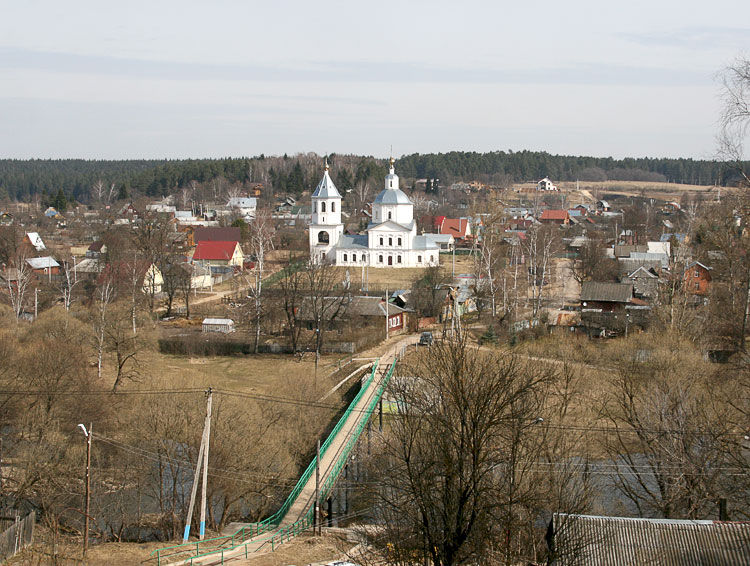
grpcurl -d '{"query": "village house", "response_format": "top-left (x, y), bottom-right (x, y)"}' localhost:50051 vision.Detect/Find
top-left (440, 218), bottom-right (472, 243)
top-left (192, 240), bottom-right (244, 269)
top-left (537, 177), bottom-right (558, 191)
top-left (540, 209), bottom-right (570, 225)
top-left (683, 261), bottom-right (712, 297)
top-left (25, 256), bottom-right (60, 277)
top-left (227, 197), bottom-right (257, 218)
top-left (23, 232), bottom-right (46, 255)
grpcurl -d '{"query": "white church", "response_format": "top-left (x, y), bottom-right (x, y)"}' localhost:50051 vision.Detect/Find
top-left (309, 158), bottom-right (447, 267)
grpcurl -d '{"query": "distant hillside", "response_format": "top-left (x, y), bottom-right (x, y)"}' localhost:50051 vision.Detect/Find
top-left (0, 151), bottom-right (742, 205)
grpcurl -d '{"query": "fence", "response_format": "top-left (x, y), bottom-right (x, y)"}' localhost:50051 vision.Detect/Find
top-left (0, 510), bottom-right (35, 561)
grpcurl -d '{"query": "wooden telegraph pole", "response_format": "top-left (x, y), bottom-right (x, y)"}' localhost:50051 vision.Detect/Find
top-left (83, 423), bottom-right (92, 555)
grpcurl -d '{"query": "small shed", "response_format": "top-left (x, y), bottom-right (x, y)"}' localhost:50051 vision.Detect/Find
top-left (202, 318), bottom-right (235, 333)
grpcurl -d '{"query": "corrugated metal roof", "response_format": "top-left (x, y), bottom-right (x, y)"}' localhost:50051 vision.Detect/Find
top-left (580, 282), bottom-right (633, 303)
top-left (202, 318), bottom-right (234, 325)
top-left (552, 513), bottom-right (750, 566)
top-left (26, 256), bottom-right (59, 269)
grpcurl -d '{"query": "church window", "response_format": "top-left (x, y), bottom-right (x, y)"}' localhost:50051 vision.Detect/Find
top-left (318, 231), bottom-right (330, 244)
top-left (378, 254), bottom-right (383, 263)
top-left (390, 180), bottom-right (393, 188)
top-left (397, 255), bottom-right (402, 264)
top-left (388, 211), bottom-right (392, 220)
top-left (352, 253), bottom-right (356, 262)
top-left (379, 237), bottom-right (384, 246)
top-left (388, 237), bottom-right (393, 246)
top-left (418, 255), bottom-right (422, 263)
top-left (397, 237), bottom-right (402, 246)
top-left (343, 253), bottom-right (348, 262)
top-left (314, 202), bottom-right (317, 213)
top-left (321, 202), bottom-right (326, 213)
top-left (332, 202), bottom-right (336, 212)
top-left (430, 255), bottom-right (434, 263)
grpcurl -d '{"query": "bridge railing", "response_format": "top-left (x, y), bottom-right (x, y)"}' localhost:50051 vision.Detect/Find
top-left (151, 360), bottom-right (380, 566)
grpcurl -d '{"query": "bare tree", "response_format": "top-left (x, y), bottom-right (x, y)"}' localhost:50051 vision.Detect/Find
top-left (92, 277), bottom-right (115, 380)
top-left (277, 255), bottom-right (305, 353)
top-left (1, 252), bottom-right (33, 321)
top-left (303, 260), bottom-right (349, 370)
top-left (601, 335), bottom-right (725, 519)
top-left (361, 336), bottom-right (552, 566)
top-left (246, 210), bottom-right (276, 353)
top-left (523, 225), bottom-right (558, 319)
top-left (105, 303), bottom-right (151, 393)
top-left (718, 57), bottom-right (750, 185)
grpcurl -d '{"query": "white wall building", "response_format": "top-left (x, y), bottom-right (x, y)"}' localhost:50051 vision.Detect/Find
top-left (309, 158), bottom-right (442, 267)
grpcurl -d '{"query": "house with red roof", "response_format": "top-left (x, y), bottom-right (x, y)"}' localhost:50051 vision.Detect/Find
top-left (192, 240), bottom-right (244, 268)
top-left (540, 209), bottom-right (570, 225)
top-left (440, 218), bottom-right (472, 242)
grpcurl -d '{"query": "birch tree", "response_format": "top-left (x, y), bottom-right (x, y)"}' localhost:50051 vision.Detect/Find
top-left (246, 210), bottom-right (276, 353)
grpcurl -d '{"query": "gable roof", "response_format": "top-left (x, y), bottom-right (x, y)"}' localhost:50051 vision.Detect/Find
top-left (551, 513), bottom-right (750, 566)
top-left (440, 218), bottom-right (470, 238)
top-left (540, 209), bottom-right (569, 221)
top-left (26, 256), bottom-right (59, 270)
top-left (193, 226), bottom-right (241, 244)
top-left (25, 232), bottom-right (46, 251)
top-left (581, 282), bottom-right (633, 303)
top-left (193, 240), bottom-right (240, 261)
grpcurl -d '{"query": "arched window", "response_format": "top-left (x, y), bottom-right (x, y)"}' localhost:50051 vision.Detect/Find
top-left (379, 237), bottom-right (384, 246)
top-left (388, 211), bottom-right (392, 220)
top-left (378, 255), bottom-right (383, 263)
top-left (314, 202), bottom-right (317, 213)
top-left (430, 255), bottom-right (434, 263)
top-left (318, 231), bottom-right (330, 244)
top-left (352, 253), bottom-right (357, 262)
top-left (321, 202), bottom-right (326, 213)
top-left (418, 255), bottom-right (422, 263)
top-left (397, 255), bottom-right (402, 264)
top-left (343, 253), bottom-right (348, 262)
top-left (331, 202), bottom-right (336, 212)
top-left (397, 237), bottom-right (402, 246)
top-left (388, 237), bottom-right (393, 246)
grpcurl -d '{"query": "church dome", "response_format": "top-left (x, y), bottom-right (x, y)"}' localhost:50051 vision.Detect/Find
top-left (373, 188), bottom-right (411, 205)
top-left (373, 156), bottom-right (411, 205)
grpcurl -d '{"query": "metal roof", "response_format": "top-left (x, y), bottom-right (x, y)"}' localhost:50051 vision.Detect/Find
top-left (336, 234), bottom-right (369, 250)
top-left (551, 513), bottom-right (750, 566)
top-left (373, 187), bottom-right (411, 205)
top-left (580, 282), bottom-right (633, 303)
top-left (312, 169), bottom-right (341, 199)
top-left (413, 235), bottom-right (441, 250)
top-left (202, 318), bottom-right (234, 325)
top-left (26, 256), bottom-right (60, 270)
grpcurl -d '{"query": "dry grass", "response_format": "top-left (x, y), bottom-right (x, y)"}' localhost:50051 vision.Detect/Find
top-left (123, 349), bottom-right (351, 397)
top-left (8, 529), bottom-right (355, 566)
top-left (331, 254), bottom-right (476, 290)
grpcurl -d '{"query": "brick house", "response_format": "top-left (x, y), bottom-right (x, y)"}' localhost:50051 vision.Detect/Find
top-left (683, 261), bottom-right (712, 296)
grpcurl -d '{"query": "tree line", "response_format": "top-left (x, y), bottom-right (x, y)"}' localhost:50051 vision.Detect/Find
top-left (1, 150), bottom-right (744, 207)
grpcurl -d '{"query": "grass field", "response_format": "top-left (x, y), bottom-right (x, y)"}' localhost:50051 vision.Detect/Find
top-left (331, 253), bottom-right (477, 291)
top-left (123, 348), bottom-right (355, 398)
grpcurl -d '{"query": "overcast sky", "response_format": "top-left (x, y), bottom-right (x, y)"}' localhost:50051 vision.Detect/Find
top-left (1, 0), bottom-right (748, 160)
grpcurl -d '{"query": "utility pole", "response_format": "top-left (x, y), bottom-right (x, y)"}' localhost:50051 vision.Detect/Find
top-left (77, 423), bottom-right (92, 555)
top-left (34, 288), bottom-right (38, 320)
top-left (315, 439), bottom-right (321, 535)
top-left (182, 388), bottom-right (212, 543)
top-left (199, 388), bottom-right (212, 540)
top-left (385, 288), bottom-right (389, 340)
